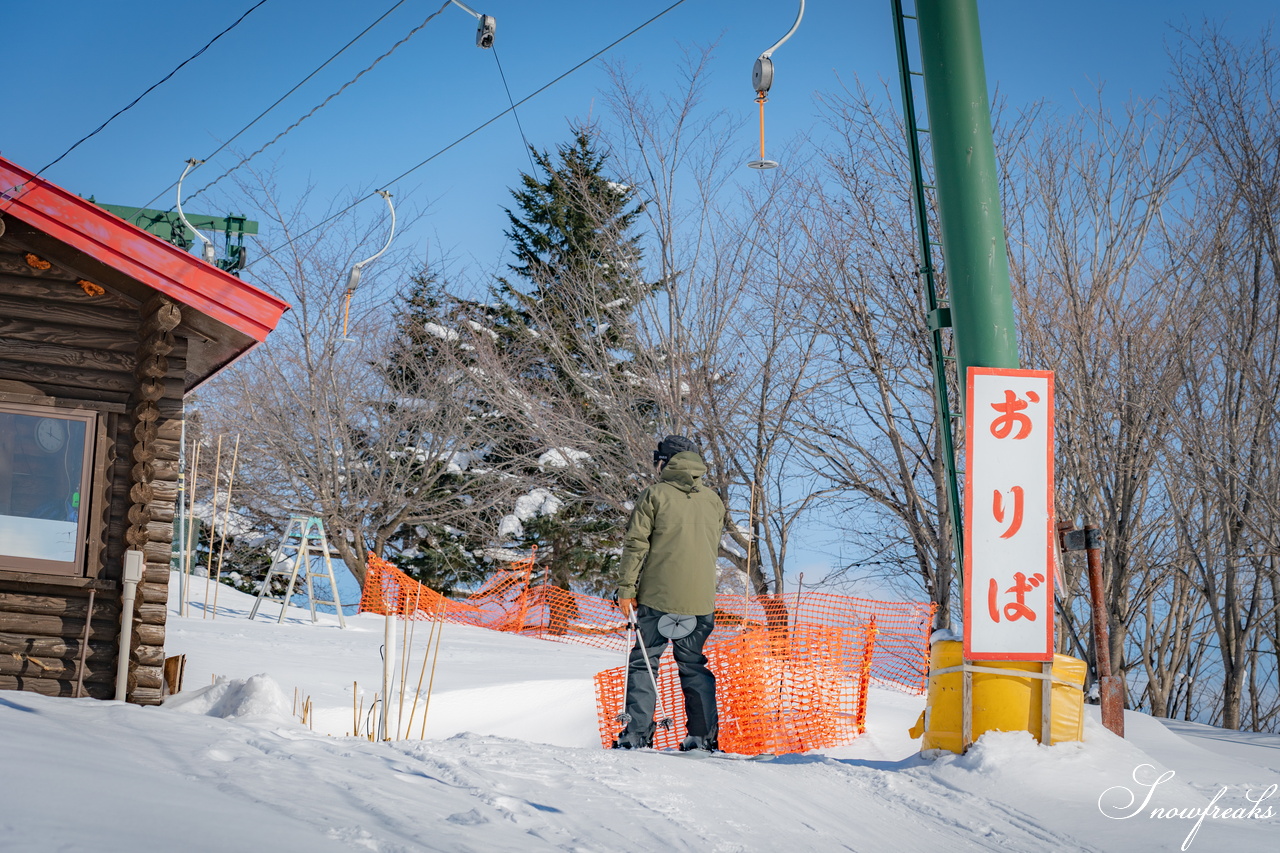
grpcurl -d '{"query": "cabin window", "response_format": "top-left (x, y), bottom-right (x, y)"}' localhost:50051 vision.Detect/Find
top-left (0, 403), bottom-right (97, 576)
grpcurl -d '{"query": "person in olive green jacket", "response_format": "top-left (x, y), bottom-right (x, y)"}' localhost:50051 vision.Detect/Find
top-left (614, 435), bottom-right (725, 751)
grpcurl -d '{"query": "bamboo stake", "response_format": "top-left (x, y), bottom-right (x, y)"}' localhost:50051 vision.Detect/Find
top-left (352, 681), bottom-right (359, 738)
top-left (396, 586), bottom-right (423, 740)
top-left (202, 434), bottom-right (224, 618)
top-left (210, 434), bottom-right (240, 620)
top-left (180, 441), bottom-right (201, 618)
top-left (792, 572), bottom-right (805, 636)
top-left (407, 607), bottom-right (441, 737)
top-left (419, 612), bottom-right (446, 739)
top-left (395, 615), bottom-right (411, 740)
top-left (787, 571), bottom-right (805, 662)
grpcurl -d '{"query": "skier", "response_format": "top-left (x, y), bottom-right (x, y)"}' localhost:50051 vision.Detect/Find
top-left (614, 435), bottom-right (725, 751)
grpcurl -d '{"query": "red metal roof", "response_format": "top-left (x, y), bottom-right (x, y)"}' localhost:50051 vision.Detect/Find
top-left (0, 155), bottom-right (288, 342)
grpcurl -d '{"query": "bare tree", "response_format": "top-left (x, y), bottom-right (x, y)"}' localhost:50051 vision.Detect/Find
top-left (603, 46), bottom-right (741, 439)
top-left (602, 49), bottom-right (835, 600)
top-left (200, 173), bottom-right (504, 586)
top-left (701, 177), bottom-right (836, 598)
top-left (749, 80), bottom-right (969, 624)
top-left (1159, 23), bottom-right (1280, 730)
top-left (1009, 84), bottom-right (1190, 702)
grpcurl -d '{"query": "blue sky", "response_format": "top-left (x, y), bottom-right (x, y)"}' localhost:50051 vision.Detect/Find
top-left (6, 0), bottom-right (1276, 589)
top-left (6, 0), bottom-right (1275, 278)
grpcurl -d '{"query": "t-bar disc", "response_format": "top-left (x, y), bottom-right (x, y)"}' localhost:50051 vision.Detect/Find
top-left (656, 612), bottom-right (697, 640)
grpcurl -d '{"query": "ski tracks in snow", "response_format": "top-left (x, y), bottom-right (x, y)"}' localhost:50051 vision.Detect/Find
top-left (136, 707), bottom-right (1090, 853)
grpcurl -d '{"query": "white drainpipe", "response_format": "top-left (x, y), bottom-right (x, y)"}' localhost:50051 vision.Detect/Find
top-left (115, 550), bottom-right (145, 701)
top-left (380, 612), bottom-right (396, 740)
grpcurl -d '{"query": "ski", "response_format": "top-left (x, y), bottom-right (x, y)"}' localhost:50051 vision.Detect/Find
top-left (647, 749), bottom-right (776, 762)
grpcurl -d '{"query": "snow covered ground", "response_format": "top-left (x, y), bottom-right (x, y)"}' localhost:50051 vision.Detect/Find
top-left (2, 576), bottom-right (1278, 852)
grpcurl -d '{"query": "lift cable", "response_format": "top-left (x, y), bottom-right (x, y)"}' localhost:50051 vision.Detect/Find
top-left (130, 0), bottom-right (421, 216)
top-left (39, 0), bottom-right (271, 176)
top-left (245, 0), bottom-right (691, 272)
top-left (492, 45), bottom-right (538, 174)
top-left (180, 0), bottom-right (453, 209)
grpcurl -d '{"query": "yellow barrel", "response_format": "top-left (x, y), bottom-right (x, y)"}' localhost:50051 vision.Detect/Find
top-left (910, 640), bottom-right (1086, 753)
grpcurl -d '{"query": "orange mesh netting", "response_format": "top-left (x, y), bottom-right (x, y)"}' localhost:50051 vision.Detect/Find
top-left (359, 552), bottom-right (934, 754)
top-left (510, 570), bottom-right (933, 695)
top-left (439, 550), bottom-right (556, 633)
top-left (512, 582), bottom-right (630, 645)
top-left (712, 592), bottom-right (936, 695)
top-left (359, 553), bottom-right (479, 620)
top-left (593, 623), bottom-right (878, 754)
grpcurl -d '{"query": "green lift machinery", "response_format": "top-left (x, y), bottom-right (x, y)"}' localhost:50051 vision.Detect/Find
top-left (89, 199), bottom-right (257, 276)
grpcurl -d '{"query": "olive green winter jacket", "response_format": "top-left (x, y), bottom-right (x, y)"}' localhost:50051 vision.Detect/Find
top-left (615, 452), bottom-right (725, 616)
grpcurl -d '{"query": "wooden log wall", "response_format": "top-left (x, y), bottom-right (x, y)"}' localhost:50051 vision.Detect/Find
top-left (123, 296), bottom-right (183, 704)
top-left (0, 246), bottom-right (186, 705)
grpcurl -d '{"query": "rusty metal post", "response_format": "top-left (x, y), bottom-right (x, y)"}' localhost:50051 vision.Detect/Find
top-left (1083, 525), bottom-right (1124, 737)
top-left (1059, 524), bottom-right (1124, 737)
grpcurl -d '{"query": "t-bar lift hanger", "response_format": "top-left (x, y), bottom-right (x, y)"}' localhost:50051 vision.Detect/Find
top-left (748, 0), bottom-right (805, 170)
top-left (176, 159), bottom-right (217, 263)
top-left (341, 190), bottom-right (396, 342)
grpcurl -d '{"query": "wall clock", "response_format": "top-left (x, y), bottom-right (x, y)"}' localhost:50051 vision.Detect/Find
top-left (35, 418), bottom-right (66, 453)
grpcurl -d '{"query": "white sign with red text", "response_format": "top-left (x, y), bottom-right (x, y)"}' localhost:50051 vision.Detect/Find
top-left (963, 367), bottom-right (1055, 661)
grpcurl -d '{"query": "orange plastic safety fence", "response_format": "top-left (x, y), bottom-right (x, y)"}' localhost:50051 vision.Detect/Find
top-left (594, 662), bottom-right (689, 751)
top-left (358, 552), bottom-right (932, 754)
top-left (593, 623), bottom-right (877, 755)
top-left (359, 553), bottom-right (479, 620)
top-left (517, 580), bottom-right (630, 649)
top-left (448, 564), bottom-right (935, 695)
top-left (437, 553), bottom-right (542, 632)
top-left (712, 592), bottom-right (936, 695)
top-left (436, 564), bottom-right (631, 651)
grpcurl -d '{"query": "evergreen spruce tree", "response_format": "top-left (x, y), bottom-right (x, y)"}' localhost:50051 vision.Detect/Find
top-left (382, 127), bottom-right (662, 601)
top-left (482, 126), bottom-right (659, 596)
top-left (378, 271), bottom-right (499, 594)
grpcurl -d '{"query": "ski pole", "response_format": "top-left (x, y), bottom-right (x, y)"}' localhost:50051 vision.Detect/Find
top-left (632, 614), bottom-right (672, 731)
top-left (615, 622), bottom-right (633, 729)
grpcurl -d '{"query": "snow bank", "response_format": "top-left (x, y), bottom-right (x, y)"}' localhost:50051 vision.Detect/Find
top-left (2, 579), bottom-right (1277, 853)
top-left (165, 673), bottom-right (294, 724)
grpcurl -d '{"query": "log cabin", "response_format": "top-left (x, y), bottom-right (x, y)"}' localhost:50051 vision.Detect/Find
top-left (0, 154), bottom-right (287, 704)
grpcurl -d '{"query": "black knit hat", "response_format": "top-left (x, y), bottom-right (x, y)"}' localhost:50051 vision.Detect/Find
top-left (654, 435), bottom-right (699, 465)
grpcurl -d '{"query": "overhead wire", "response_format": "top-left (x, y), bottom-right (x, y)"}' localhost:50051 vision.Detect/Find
top-left (132, 0), bottom-right (424, 215)
top-left (245, 0), bottom-right (691, 272)
top-left (1, 0), bottom-right (271, 209)
top-left (40, 1), bottom-right (269, 176)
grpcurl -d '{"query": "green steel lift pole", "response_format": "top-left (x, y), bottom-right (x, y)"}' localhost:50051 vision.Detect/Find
top-left (915, 0), bottom-right (1020, 377)
top-left (890, 0), bottom-right (965, 607)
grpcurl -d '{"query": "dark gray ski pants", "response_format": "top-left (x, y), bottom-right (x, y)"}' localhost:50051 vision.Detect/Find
top-left (619, 604), bottom-right (717, 746)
